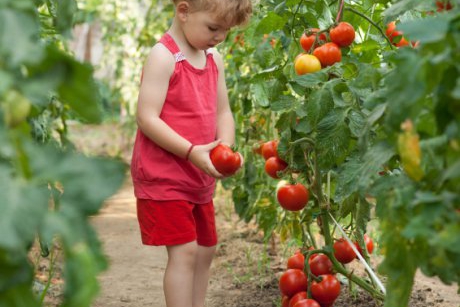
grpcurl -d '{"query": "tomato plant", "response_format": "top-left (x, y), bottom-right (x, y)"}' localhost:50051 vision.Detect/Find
top-left (277, 183), bottom-right (309, 211)
top-left (265, 156), bottom-right (288, 179)
top-left (300, 29), bottom-right (327, 52)
top-left (210, 144), bottom-right (242, 176)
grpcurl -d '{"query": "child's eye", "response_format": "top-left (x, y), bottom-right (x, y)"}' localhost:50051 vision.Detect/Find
top-left (208, 26), bottom-right (218, 31)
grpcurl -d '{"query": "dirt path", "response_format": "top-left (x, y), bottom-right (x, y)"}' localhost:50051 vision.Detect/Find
top-left (91, 179), bottom-right (168, 307)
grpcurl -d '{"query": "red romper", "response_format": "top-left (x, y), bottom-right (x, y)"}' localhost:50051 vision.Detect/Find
top-left (131, 33), bottom-right (218, 204)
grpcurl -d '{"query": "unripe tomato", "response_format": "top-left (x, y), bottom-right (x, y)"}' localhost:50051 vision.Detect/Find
top-left (329, 22), bottom-right (355, 47)
top-left (333, 238), bottom-right (356, 264)
top-left (299, 28), bottom-right (327, 52)
top-left (265, 156), bottom-right (288, 179)
top-left (277, 183), bottom-right (309, 211)
top-left (287, 251), bottom-right (305, 270)
top-left (308, 253), bottom-right (333, 276)
top-left (2, 90), bottom-right (32, 127)
top-left (292, 299), bottom-right (321, 307)
top-left (209, 144), bottom-right (241, 176)
top-left (261, 140), bottom-right (278, 160)
top-left (279, 269), bottom-right (308, 298)
top-left (313, 43), bottom-right (342, 67)
top-left (354, 234), bottom-right (374, 256)
top-left (310, 274), bottom-right (341, 307)
top-left (294, 54), bottom-right (321, 75)
top-left (289, 291), bottom-right (307, 307)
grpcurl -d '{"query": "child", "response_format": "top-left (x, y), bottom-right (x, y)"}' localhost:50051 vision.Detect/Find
top-left (130, 1), bottom-right (252, 306)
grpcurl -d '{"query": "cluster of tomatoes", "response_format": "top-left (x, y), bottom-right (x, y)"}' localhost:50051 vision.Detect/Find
top-left (255, 140), bottom-right (310, 212)
top-left (280, 235), bottom-right (374, 307)
top-left (294, 21), bottom-right (355, 75)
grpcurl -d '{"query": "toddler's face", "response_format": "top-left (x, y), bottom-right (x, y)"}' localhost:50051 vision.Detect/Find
top-left (183, 10), bottom-right (231, 50)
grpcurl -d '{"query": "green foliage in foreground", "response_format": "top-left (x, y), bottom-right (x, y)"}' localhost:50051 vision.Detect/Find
top-left (0, 0), bottom-right (127, 306)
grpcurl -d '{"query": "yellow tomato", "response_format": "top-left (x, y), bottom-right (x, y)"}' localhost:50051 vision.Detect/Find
top-left (294, 54), bottom-right (321, 75)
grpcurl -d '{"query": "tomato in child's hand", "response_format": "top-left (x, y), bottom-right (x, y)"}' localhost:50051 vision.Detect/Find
top-left (210, 144), bottom-right (242, 176)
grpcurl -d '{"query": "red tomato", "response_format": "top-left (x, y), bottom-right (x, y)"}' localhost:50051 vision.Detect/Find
top-left (311, 275), bottom-right (341, 306)
top-left (354, 234), bottom-right (374, 256)
top-left (279, 269), bottom-right (308, 298)
top-left (329, 22), bottom-right (355, 47)
top-left (289, 291), bottom-right (307, 307)
top-left (386, 21), bottom-right (409, 47)
top-left (277, 183), bottom-right (309, 211)
top-left (292, 299), bottom-right (321, 307)
top-left (261, 140), bottom-right (278, 160)
top-left (333, 238), bottom-right (356, 264)
top-left (313, 42), bottom-right (342, 67)
top-left (300, 28), bottom-right (327, 52)
top-left (436, 1), bottom-right (453, 11)
top-left (308, 254), bottom-right (333, 276)
top-left (209, 144), bottom-right (241, 176)
top-left (265, 157), bottom-right (288, 179)
top-left (282, 295), bottom-right (290, 307)
top-left (287, 252), bottom-right (305, 270)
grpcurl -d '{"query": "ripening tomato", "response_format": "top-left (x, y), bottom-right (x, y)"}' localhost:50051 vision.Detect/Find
top-left (300, 28), bottom-right (327, 52)
top-left (310, 274), bottom-right (341, 307)
top-left (333, 238), bottom-right (356, 264)
top-left (277, 183), bottom-right (309, 211)
top-left (295, 54), bottom-right (322, 75)
top-left (292, 299), bottom-right (321, 307)
top-left (287, 251), bottom-right (305, 270)
top-left (261, 140), bottom-right (279, 160)
top-left (436, 1), bottom-right (453, 11)
top-left (209, 144), bottom-right (241, 176)
top-left (313, 42), bottom-right (342, 67)
top-left (279, 269), bottom-right (308, 298)
top-left (289, 291), bottom-right (307, 307)
top-left (265, 157), bottom-right (288, 179)
top-left (329, 22), bottom-right (355, 47)
top-left (385, 21), bottom-right (410, 47)
top-left (354, 234), bottom-right (374, 256)
top-left (308, 254), bottom-right (333, 276)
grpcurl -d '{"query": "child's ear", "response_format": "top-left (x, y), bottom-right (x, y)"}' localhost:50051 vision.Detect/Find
top-left (176, 1), bottom-right (190, 21)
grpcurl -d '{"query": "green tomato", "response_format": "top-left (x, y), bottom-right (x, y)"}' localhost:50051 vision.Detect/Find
top-left (2, 90), bottom-right (31, 127)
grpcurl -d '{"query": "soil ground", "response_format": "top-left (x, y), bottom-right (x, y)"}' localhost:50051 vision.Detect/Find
top-left (32, 123), bottom-right (460, 307)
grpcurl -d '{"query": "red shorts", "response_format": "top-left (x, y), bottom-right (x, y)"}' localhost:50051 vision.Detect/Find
top-left (136, 199), bottom-right (217, 247)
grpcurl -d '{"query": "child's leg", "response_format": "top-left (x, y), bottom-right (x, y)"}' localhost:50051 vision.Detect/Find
top-left (192, 245), bottom-right (216, 307)
top-left (164, 241), bottom-right (198, 307)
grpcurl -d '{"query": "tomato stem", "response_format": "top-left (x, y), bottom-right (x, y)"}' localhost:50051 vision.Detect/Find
top-left (335, 0), bottom-right (345, 23)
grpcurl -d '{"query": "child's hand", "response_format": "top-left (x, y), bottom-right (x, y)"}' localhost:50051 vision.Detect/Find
top-left (188, 140), bottom-right (224, 179)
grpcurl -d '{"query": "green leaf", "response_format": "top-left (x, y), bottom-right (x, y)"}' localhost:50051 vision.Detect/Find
top-left (292, 70), bottom-right (329, 87)
top-left (398, 16), bottom-right (450, 44)
top-left (305, 83), bottom-right (334, 127)
top-left (254, 12), bottom-right (287, 36)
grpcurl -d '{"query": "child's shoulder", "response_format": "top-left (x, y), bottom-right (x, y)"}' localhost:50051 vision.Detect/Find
top-left (144, 42), bottom-right (175, 71)
top-left (207, 48), bottom-right (224, 68)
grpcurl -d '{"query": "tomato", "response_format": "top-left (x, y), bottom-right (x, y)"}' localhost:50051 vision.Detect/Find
top-left (287, 251), bottom-right (305, 270)
top-left (289, 291), bottom-right (307, 307)
top-left (300, 28), bottom-right (327, 52)
top-left (277, 183), bottom-right (309, 211)
top-left (265, 157), bottom-right (288, 179)
top-left (3, 90), bottom-right (32, 127)
top-left (312, 42), bottom-right (342, 67)
top-left (279, 269), bottom-right (308, 298)
top-left (292, 299), bottom-right (321, 307)
top-left (333, 238), bottom-right (356, 264)
top-left (252, 141), bottom-right (264, 155)
top-left (310, 274), bottom-right (341, 307)
top-left (308, 254), bottom-right (333, 276)
top-left (385, 21), bottom-right (410, 47)
top-left (329, 22), bottom-right (355, 47)
top-left (209, 144), bottom-right (241, 176)
top-left (354, 234), bottom-right (374, 256)
top-left (282, 295), bottom-right (290, 307)
top-left (295, 54), bottom-right (322, 75)
top-left (436, 1), bottom-right (453, 11)
top-left (261, 140), bottom-right (278, 160)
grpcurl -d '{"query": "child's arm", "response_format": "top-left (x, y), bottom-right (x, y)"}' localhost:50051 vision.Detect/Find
top-left (210, 49), bottom-right (235, 147)
top-left (136, 44), bottom-right (223, 178)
